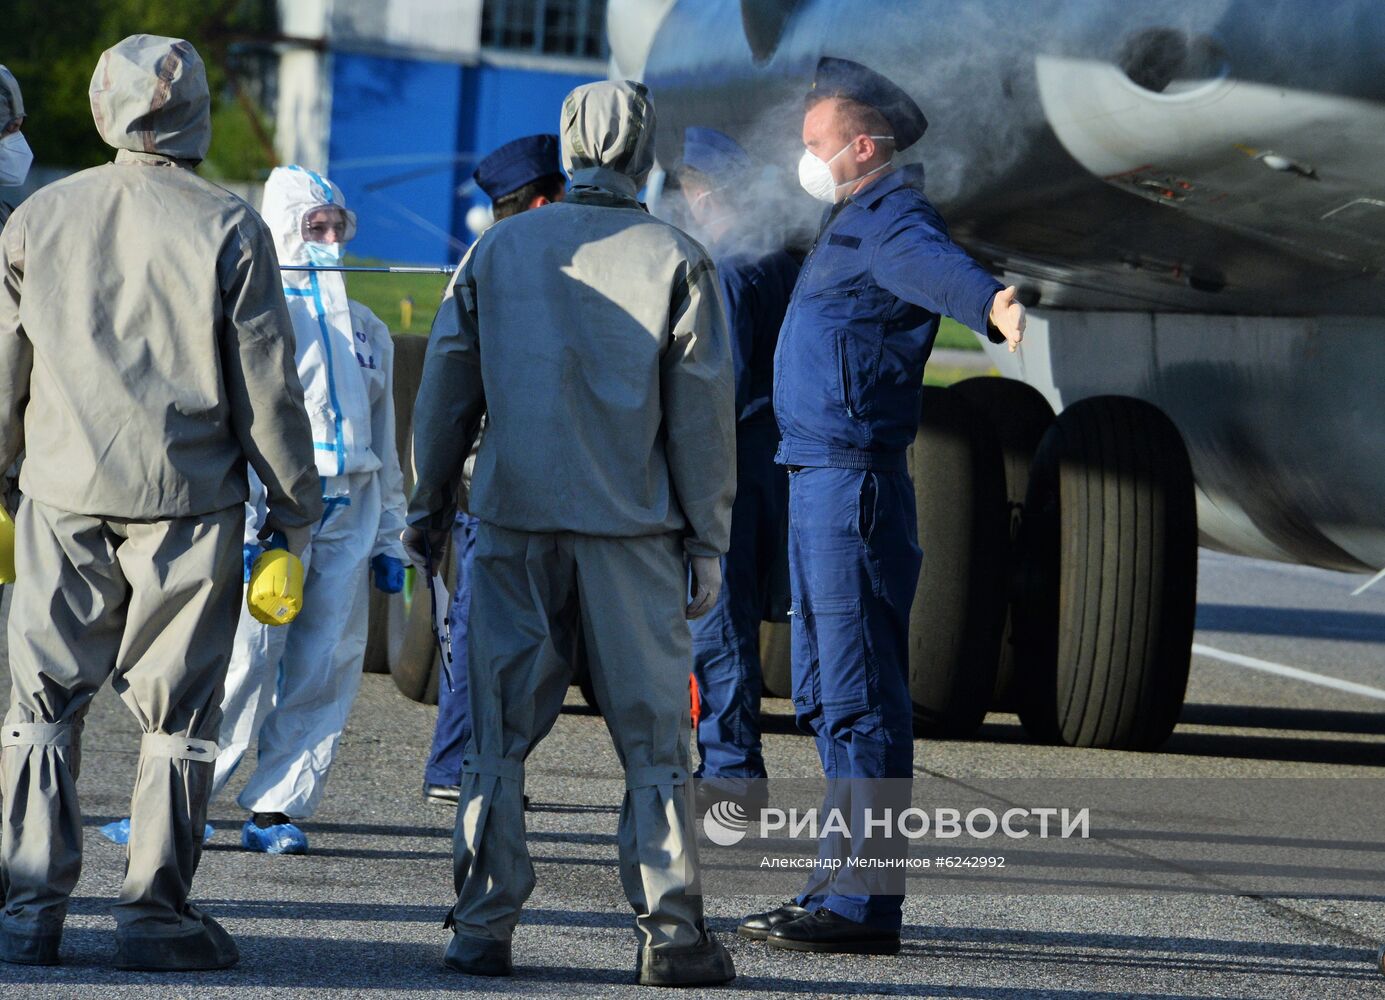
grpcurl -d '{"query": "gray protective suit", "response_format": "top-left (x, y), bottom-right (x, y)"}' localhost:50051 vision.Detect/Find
top-left (0, 35), bottom-right (320, 964)
top-left (408, 81), bottom-right (736, 969)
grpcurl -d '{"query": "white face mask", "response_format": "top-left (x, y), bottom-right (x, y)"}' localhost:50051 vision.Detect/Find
top-left (304, 241), bottom-right (343, 267)
top-left (0, 132), bottom-right (33, 187)
top-left (797, 135), bottom-right (893, 203)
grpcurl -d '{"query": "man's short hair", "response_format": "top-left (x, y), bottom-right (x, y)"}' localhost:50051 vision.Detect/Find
top-left (492, 173), bottom-right (566, 221)
top-left (805, 91), bottom-right (894, 149)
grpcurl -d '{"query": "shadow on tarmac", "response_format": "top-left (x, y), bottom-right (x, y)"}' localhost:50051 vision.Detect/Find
top-left (921, 713), bottom-right (1385, 767)
top-left (6, 915), bottom-right (1378, 994)
top-left (1179, 704), bottom-right (1385, 736)
top-left (1197, 604), bottom-right (1385, 644)
top-left (1159, 730), bottom-right (1385, 766)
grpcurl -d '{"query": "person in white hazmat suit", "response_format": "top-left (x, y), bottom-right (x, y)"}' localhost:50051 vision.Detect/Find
top-left (1, 65), bottom-right (31, 508)
top-left (404, 80), bottom-right (738, 988)
top-left (0, 65), bottom-right (31, 231)
top-left (0, 36), bottom-right (322, 971)
top-left (209, 166), bottom-right (408, 854)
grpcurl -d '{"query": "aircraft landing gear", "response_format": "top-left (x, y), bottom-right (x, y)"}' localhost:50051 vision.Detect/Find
top-left (1013, 394), bottom-right (1197, 750)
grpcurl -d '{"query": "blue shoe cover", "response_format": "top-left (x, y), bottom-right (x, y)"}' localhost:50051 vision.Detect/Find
top-left (241, 819), bottom-right (308, 854)
top-left (99, 818), bottom-right (213, 845)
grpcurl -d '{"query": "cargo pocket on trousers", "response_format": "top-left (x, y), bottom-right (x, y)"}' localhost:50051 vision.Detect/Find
top-left (804, 596), bottom-right (872, 717)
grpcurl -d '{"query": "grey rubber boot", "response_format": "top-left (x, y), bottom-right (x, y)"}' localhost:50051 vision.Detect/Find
top-left (0, 920), bottom-right (61, 966)
top-left (444, 931), bottom-right (513, 977)
top-left (637, 932), bottom-right (736, 988)
top-left (113, 914), bottom-right (238, 971)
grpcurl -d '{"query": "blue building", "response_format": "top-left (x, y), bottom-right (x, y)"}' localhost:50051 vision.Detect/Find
top-left (275, 0), bottom-right (606, 264)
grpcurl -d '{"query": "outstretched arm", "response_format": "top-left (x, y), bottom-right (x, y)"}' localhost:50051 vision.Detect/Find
top-left (872, 202), bottom-right (1024, 351)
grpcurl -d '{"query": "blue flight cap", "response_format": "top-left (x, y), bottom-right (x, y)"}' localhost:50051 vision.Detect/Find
top-left (810, 56), bottom-right (928, 151)
top-left (473, 134), bottom-right (562, 201)
top-left (682, 127), bottom-right (753, 181)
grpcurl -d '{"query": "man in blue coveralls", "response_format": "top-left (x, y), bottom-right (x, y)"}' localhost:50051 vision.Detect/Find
top-left (422, 135), bottom-right (566, 805)
top-left (677, 127), bottom-right (799, 811)
top-left (737, 57), bottom-right (1025, 955)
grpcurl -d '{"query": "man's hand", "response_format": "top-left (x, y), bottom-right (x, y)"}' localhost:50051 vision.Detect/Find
top-left (402, 524), bottom-right (448, 574)
top-left (686, 555), bottom-right (722, 620)
top-left (988, 285), bottom-right (1026, 353)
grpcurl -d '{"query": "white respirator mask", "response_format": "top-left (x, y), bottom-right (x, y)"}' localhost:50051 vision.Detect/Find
top-left (0, 132), bottom-right (33, 187)
top-left (797, 136), bottom-right (893, 203)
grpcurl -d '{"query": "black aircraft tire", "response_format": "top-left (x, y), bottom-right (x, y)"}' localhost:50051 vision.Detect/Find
top-left (366, 334), bottom-right (430, 676)
top-left (1015, 395), bottom-right (1197, 750)
top-left (389, 579), bottom-right (437, 705)
top-left (388, 535), bottom-right (454, 707)
top-left (363, 589), bottom-right (401, 674)
top-left (758, 621), bottom-right (794, 700)
top-left (906, 386), bottom-right (1010, 738)
top-left (949, 377), bottom-right (1055, 709)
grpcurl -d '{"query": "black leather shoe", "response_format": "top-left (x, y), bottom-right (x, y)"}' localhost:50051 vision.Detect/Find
top-left (426, 785), bottom-right (530, 810)
top-left (423, 783), bottom-right (460, 805)
top-left (766, 909), bottom-right (900, 955)
top-left (737, 903), bottom-right (809, 941)
top-left (694, 778), bottom-right (768, 818)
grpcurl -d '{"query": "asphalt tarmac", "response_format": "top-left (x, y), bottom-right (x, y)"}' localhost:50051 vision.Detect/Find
top-left (1, 548), bottom-right (1383, 998)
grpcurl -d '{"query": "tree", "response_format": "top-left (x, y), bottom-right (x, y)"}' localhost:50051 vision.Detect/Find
top-left (6, 0), bottom-right (279, 180)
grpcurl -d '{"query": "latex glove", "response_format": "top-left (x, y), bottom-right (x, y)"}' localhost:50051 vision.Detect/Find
top-left (243, 542), bottom-right (262, 584)
top-left (988, 285), bottom-right (1026, 352)
top-left (686, 555), bottom-right (722, 620)
top-left (372, 553), bottom-right (405, 593)
top-left (401, 524), bottom-right (448, 574)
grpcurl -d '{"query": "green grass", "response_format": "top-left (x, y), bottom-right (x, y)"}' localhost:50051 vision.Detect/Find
top-left (924, 364), bottom-right (996, 388)
top-left (340, 255), bottom-right (453, 335)
top-left (934, 316), bottom-right (984, 352)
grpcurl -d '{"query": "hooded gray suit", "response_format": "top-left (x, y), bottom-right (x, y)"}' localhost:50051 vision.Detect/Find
top-left (0, 35), bottom-right (320, 969)
top-left (408, 81), bottom-right (738, 983)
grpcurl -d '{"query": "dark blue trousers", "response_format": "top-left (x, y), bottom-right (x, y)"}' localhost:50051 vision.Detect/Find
top-left (688, 421), bottom-right (786, 781)
top-left (424, 512), bottom-right (479, 788)
top-left (787, 467), bottom-right (921, 931)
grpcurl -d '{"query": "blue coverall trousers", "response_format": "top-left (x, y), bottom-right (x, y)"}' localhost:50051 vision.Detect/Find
top-left (424, 512), bottom-right (479, 788)
top-left (787, 466), bottom-right (921, 931)
top-left (688, 421), bottom-right (786, 781)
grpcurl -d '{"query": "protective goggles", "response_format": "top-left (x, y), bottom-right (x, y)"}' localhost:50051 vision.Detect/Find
top-left (301, 204), bottom-right (358, 244)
